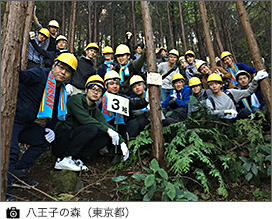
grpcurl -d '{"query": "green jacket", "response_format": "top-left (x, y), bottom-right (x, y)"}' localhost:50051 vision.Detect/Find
top-left (55, 93), bottom-right (125, 143)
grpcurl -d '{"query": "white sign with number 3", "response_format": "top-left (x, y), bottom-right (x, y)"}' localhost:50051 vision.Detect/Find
top-left (107, 93), bottom-right (130, 116)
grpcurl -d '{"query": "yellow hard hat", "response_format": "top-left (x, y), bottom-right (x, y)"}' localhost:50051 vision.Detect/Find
top-left (104, 70), bottom-right (121, 82)
top-left (207, 73), bottom-right (223, 83)
top-left (235, 70), bottom-right (251, 81)
top-left (54, 53), bottom-right (78, 71)
top-left (130, 75), bottom-right (144, 86)
top-left (179, 56), bottom-right (186, 62)
top-left (102, 46), bottom-right (114, 54)
top-left (126, 31), bottom-right (133, 36)
top-left (38, 28), bottom-right (50, 38)
top-left (221, 51), bottom-right (232, 60)
top-left (56, 35), bottom-right (68, 43)
top-left (158, 47), bottom-right (168, 54)
top-left (189, 77), bottom-right (202, 87)
top-left (85, 42), bottom-right (100, 52)
top-left (172, 73), bottom-right (185, 83)
top-left (48, 20), bottom-right (59, 28)
top-left (168, 49), bottom-right (179, 57)
top-left (185, 50), bottom-right (196, 58)
top-left (195, 60), bottom-right (207, 71)
top-left (115, 44), bottom-right (131, 55)
top-left (85, 75), bottom-right (105, 89)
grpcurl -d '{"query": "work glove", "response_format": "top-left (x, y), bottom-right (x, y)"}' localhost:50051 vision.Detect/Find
top-left (120, 142), bottom-right (129, 161)
top-left (107, 128), bottom-right (119, 146)
top-left (224, 109), bottom-right (238, 119)
top-left (29, 31), bottom-right (35, 39)
top-left (214, 69), bottom-right (223, 76)
top-left (170, 90), bottom-right (177, 100)
top-left (65, 84), bottom-right (73, 96)
top-left (45, 128), bottom-right (55, 143)
top-left (254, 69), bottom-right (268, 81)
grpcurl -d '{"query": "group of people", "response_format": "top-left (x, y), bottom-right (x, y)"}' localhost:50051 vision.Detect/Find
top-left (6, 15), bottom-right (269, 201)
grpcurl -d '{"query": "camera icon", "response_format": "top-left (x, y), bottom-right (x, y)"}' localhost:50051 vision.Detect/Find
top-left (6, 207), bottom-right (20, 218)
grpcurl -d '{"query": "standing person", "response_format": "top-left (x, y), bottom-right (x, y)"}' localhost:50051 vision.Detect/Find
top-left (195, 60), bottom-right (236, 90)
top-left (178, 56), bottom-right (188, 83)
top-left (184, 50), bottom-right (200, 81)
top-left (97, 46), bottom-right (116, 79)
top-left (220, 51), bottom-right (256, 86)
top-left (206, 70), bottom-right (268, 122)
top-left (158, 49), bottom-right (180, 101)
top-left (66, 43), bottom-right (99, 95)
top-left (52, 75), bottom-right (129, 171)
top-left (6, 53), bottom-right (78, 201)
top-left (27, 28), bottom-right (50, 69)
top-left (157, 47), bottom-right (169, 64)
top-left (113, 44), bottom-right (146, 95)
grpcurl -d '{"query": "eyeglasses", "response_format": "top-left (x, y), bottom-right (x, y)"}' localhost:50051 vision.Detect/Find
top-left (57, 64), bottom-right (73, 74)
top-left (89, 87), bottom-right (103, 94)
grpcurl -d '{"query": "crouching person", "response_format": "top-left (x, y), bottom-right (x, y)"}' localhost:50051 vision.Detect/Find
top-left (52, 75), bottom-right (129, 171)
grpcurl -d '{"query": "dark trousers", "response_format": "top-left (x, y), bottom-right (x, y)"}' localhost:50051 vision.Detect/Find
top-left (163, 107), bottom-right (188, 126)
top-left (7, 121), bottom-right (49, 195)
top-left (126, 116), bottom-right (149, 139)
top-left (52, 124), bottom-right (111, 159)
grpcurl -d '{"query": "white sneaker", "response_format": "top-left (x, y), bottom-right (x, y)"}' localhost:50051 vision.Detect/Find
top-left (74, 159), bottom-right (89, 171)
top-left (54, 157), bottom-right (81, 171)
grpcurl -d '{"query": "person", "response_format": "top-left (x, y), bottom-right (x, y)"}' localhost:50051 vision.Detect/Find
top-left (195, 60), bottom-right (236, 90)
top-left (157, 47), bottom-right (169, 64)
top-left (97, 46), bottom-right (116, 79)
top-left (187, 77), bottom-right (211, 117)
top-left (220, 51), bottom-right (256, 86)
top-left (52, 75), bottom-right (129, 171)
top-left (178, 56), bottom-right (188, 83)
top-left (66, 42), bottom-right (100, 95)
top-left (27, 28), bottom-right (50, 69)
top-left (113, 44), bottom-right (146, 95)
top-left (100, 70), bottom-right (148, 163)
top-left (206, 70), bottom-right (268, 122)
top-left (6, 53), bottom-right (78, 201)
top-left (29, 35), bottom-right (69, 68)
top-left (158, 49), bottom-right (180, 101)
top-left (235, 70), bottom-right (266, 116)
top-left (184, 50), bottom-right (200, 81)
top-left (161, 73), bottom-right (191, 126)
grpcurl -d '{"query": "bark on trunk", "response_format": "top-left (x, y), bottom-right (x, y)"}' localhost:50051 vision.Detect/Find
top-left (131, 1), bottom-right (137, 46)
top-left (236, 1), bottom-right (271, 117)
top-left (199, 1), bottom-right (216, 67)
top-left (88, 1), bottom-right (92, 42)
top-left (166, 2), bottom-right (174, 49)
top-left (93, 1), bottom-right (98, 43)
top-left (155, 2), bottom-right (164, 47)
top-left (68, 1), bottom-right (77, 53)
top-left (111, 4), bottom-right (115, 48)
top-left (21, 1), bottom-right (35, 70)
top-left (1, 1), bottom-right (28, 201)
top-left (178, 2), bottom-right (187, 52)
top-left (61, 1), bottom-right (65, 35)
top-left (140, 1), bottom-right (164, 166)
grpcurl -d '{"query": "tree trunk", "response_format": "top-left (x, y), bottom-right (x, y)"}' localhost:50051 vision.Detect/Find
top-left (155, 2), bottom-right (164, 47)
top-left (1, 1), bottom-right (28, 201)
top-left (111, 3), bottom-right (115, 48)
top-left (68, 1), bottom-right (77, 53)
top-left (21, 1), bottom-right (35, 70)
top-left (199, 1), bottom-right (216, 67)
top-left (131, 1), bottom-right (137, 46)
top-left (178, 2), bottom-right (187, 52)
top-left (166, 1), bottom-right (174, 49)
top-left (235, 1), bottom-right (271, 117)
top-left (88, 1), bottom-right (92, 42)
top-left (140, 1), bottom-right (164, 167)
top-left (61, 1), bottom-right (65, 35)
top-left (93, 1), bottom-right (98, 43)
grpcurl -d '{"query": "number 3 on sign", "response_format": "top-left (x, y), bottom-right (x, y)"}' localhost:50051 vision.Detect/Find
top-left (107, 93), bottom-right (129, 116)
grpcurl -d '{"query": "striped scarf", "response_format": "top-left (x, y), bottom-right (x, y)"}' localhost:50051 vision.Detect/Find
top-left (104, 60), bottom-right (114, 72)
top-left (119, 61), bottom-right (131, 83)
top-left (226, 63), bottom-right (239, 86)
top-left (37, 70), bottom-right (67, 121)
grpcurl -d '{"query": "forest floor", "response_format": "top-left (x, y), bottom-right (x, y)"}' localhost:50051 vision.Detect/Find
top-left (12, 147), bottom-right (271, 202)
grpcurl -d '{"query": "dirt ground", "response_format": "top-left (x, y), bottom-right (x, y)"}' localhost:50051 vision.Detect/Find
top-left (12, 148), bottom-right (271, 202)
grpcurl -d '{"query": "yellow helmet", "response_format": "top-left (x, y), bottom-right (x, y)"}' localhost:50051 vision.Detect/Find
top-left (56, 35), bottom-right (68, 43)
top-left (179, 56), bottom-right (186, 62)
top-left (221, 51), bottom-right (232, 60)
top-left (172, 73), bottom-right (185, 83)
top-left (48, 20), bottom-right (59, 28)
top-left (126, 31), bottom-right (133, 35)
top-left (85, 75), bottom-right (105, 89)
top-left (157, 47), bottom-right (168, 54)
top-left (104, 70), bottom-right (121, 82)
top-left (195, 60), bottom-right (207, 72)
top-left (207, 73), bottom-right (223, 83)
top-left (54, 53), bottom-right (78, 71)
top-left (130, 75), bottom-right (144, 86)
top-left (38, 28), bottom-right (50, 38)
top-left (85, 42), bottom-right (100, 52)
top-left (168, 49), bottom-right (179, 57)
top-left (189, 77), bottom-right (202, 87)
top-left (185, 50), bottom-right (195, 58)
top-left (115, 44), bottom-right (131, 55)
top-left (102, 46), bottom-right (114, 54)
top-left (235, 70), bottom-right (251, 81)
